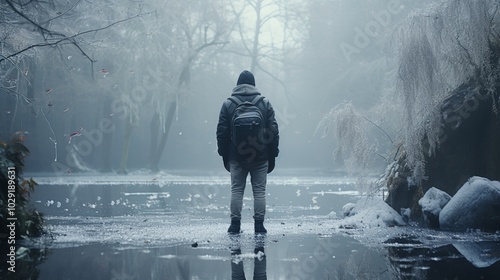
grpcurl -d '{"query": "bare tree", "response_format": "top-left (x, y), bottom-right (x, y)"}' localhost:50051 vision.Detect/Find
top-left (139, 0), bottom-right (231, 172)
top-left (227, 0), bottom-right (307, 94)
top-left (0, 0), bottom-right (146, 169)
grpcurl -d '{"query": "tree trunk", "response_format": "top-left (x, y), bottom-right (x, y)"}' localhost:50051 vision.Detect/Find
top-left (118, 122), bottom-right (133, 174)
top-left (250, 0), bottom-right (262, 73)
top-left (101, 97), bottom-right (113, 173)
top-left (148, 112), bottom-right (160, 170)
top-left (149, 101), bottom-right (176, 171)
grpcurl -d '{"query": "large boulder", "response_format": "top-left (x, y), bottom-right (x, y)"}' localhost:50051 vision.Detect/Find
top-left (439, 177), bottom-right (500, 231)
top-left (418, 187), bottom-right (452, 228)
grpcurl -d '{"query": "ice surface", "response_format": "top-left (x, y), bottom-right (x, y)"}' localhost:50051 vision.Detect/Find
top-left (30, 172), bottom-right (357, 187)
top-left (440, 176), bottom-right (500, 231)
top-left (27, 174), bottom-right (500, 273)
top-left (44, 215), bottom-right (336, 249)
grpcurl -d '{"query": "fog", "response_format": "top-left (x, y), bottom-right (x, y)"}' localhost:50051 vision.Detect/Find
top-left (5, 1), bottom-right (500, 278)
top-left (2, 0), bottom-right (420, 175)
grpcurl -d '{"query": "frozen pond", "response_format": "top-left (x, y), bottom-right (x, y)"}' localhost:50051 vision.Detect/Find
top-left (8, 172), bottom-right (500, 279)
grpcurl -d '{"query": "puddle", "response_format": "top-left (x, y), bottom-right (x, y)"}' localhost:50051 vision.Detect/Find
top-left (22, 234), bottom-right (389, 280)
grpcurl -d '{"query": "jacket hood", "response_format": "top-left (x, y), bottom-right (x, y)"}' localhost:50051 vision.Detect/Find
top-left (231, 84), bottom-right (261, 96)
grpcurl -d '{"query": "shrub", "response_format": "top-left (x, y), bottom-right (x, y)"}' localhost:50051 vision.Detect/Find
top-left (0, 133), bottom-right (46, 239)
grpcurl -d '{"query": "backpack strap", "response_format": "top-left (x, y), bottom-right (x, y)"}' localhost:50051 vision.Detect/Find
top-left (250, 96), bottom-right (267, 127)
top-left (228, 95), bottom-right (266, 121)
top-left (229, 95), bottom-right (264, 106)
top-left (251, 95), bottom-right (265, 106)
top-left (228, 96), bottom-right (242, 106)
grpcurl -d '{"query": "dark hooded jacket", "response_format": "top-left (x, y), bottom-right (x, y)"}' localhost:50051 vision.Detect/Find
top-left (216, 84), bottom-right (279, 166)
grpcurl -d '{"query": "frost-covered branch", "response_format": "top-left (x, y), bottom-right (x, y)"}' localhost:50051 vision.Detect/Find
top-left (0, 11), bottom-right (149, 64)
top-left (316, 102), bottom-right (384, 191)
top-left (389, 0), bottom-right (500, 185)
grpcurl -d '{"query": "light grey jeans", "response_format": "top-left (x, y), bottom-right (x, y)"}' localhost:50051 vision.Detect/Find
top-left (229, 160), bottom-right (268, 221)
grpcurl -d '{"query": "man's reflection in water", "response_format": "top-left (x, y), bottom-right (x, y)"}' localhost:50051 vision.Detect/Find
top-left (230, 235), bottom-right (267, 280)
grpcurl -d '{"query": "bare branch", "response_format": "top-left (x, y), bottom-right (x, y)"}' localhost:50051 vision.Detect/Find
top-left (455, 35), bottom-right (479, 69)
top-left (229, 1), bottom-right (252, 55)
top-left (40, 0), bottom-right (83, 25)
top-left (259, 10), bottom-right (281, 27)
top-left (0, 11), bottom-right (152, 63)
top-left (0, 54), bottom-right (31, 86)
top-left (360, 114), bottom-right (394, 144)
top-left (255, 61), bottom-right (288, 96)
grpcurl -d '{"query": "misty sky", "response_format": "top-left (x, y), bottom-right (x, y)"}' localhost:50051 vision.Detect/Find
top-left (0, 0), bottom-right (419, 174)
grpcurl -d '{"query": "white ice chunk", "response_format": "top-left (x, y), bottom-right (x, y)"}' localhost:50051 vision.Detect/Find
top-left (256, 250), bottom-right (265, 261)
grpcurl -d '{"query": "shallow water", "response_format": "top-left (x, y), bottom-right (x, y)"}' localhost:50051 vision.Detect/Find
top-left (4, 172), bottom-right (500, 279)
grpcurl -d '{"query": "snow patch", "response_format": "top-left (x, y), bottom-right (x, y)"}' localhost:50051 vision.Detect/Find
top-left (338, 196), bottom-right (406, 229)
top-left (231, 252), bottom-right (265, 265)
top-left (198, 255), bottom-right (229, 261)
top-left (158, 254), bottom-right (177, 259)
top-left (327, 211), bottom-right (338, 219)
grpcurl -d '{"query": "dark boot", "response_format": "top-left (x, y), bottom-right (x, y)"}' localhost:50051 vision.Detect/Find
top-left (254, 220), bottom-right (267, 234)
top-left (227, 220), bottom-right (241, 234)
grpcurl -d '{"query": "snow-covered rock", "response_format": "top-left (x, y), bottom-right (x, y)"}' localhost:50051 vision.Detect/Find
top-left (439, 177), bottom-right (500, 231)
top-left (327, 211), bottom-right (338, 219)
top-left (342, 203), bottom-right (355, 217)
top-left (419, 187), bottom-right (451, 228)
top-left (338, 196), bottom-right (406, 229)
top-left (400, 208), bottom-right (411, 223)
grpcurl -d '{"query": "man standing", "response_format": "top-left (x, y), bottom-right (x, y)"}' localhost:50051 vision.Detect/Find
top-left (217, 70), bottom-right (279, 234)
